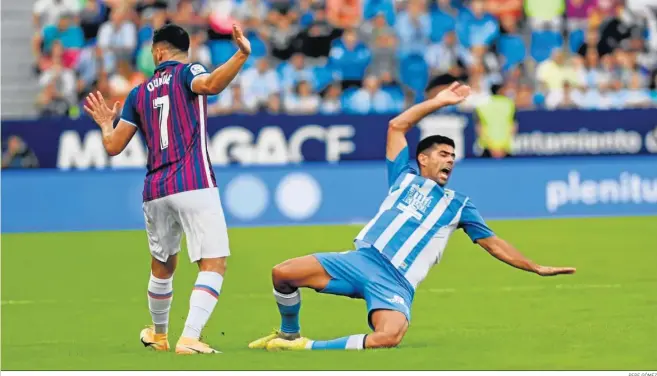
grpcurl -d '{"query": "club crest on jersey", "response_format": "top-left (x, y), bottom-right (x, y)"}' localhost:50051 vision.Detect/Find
top-left (398, 184), bottom-right (432, 220)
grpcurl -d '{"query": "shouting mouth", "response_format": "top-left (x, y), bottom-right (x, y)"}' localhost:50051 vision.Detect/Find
top-left (439, 167), bottom-right (452, 180)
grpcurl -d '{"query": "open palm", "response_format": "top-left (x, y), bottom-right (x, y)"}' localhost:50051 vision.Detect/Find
top-left (435, 81), bottom-right (471, 106)
top-left (84, 91), bottom-right (119, 127)
top-left (232, 24), bottom-right (251, 55)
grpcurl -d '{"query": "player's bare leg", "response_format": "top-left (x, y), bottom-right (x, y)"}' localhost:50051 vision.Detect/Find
top-left (141, 255), bottom-right (178, 351)
top-left (260, 255), bottom-right (409, 351)
top-left (248, 256), bottom-right (331, 349)
top-left (364, 309), bottom-right (408, 348)
top-left (265, 309), bottom-right (408, 351)
top-left (176, 256), bottom-right (226, 354)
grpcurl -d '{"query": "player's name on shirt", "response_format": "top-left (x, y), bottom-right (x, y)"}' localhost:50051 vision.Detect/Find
top-left (146, 73), bottom-right (172, 92)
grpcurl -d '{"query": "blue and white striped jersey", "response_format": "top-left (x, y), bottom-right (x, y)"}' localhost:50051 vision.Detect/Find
top-left (355, 147), bottom-right (495, 289)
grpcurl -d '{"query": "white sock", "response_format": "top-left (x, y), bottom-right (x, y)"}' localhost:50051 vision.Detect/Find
top-left (147, 274), bottom-right (173, 334)
top-left (181, 271), bottom-right (223, 340)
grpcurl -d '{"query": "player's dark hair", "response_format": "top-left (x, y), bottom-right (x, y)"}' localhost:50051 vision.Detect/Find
top-left (152, 24), bottom-right (190, 53)
top-left (416, 135), bottom-right (456, 165)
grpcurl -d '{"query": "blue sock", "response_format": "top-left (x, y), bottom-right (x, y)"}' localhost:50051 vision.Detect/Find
top-left (273, 289), bottom-right (300, 334)
top-left (309, 334), bottom-right (367, 350)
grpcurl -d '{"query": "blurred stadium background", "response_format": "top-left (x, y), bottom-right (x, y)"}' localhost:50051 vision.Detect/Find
top-left (2, 0), bottom-right (657, 371)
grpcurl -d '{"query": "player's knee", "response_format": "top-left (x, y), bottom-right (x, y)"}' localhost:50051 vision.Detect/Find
top-left (198, 257), bottom-right (227, 275)
top-left (271, 262), bottom-right (293, 284)
top-left (368, 328), bottom-right (406, 349)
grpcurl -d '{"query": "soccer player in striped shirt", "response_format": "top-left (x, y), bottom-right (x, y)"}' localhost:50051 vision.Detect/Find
top-left (249, 82), bottom-right (577, 351)
top-left (83, 23), bottom-right (251, 354)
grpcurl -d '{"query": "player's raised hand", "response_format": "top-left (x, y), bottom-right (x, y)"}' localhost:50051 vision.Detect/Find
top-left (232, 24), bottom-right (251, 55)
top-left (84, 91), bottom-right (119, 127)
top-left (535, 265), bottom-right (577, 277)
top-left (434, 81), bottom-right (471, 106)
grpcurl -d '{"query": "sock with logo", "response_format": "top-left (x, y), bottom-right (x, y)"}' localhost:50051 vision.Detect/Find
top-left (147, 273), bottom-right (173, 334)
top-left (181, 271), bottom-right (223, 340)
top-left (274, 288), bottom-right (301, 335)
top-left (306, 334), bottom-right (367, 350)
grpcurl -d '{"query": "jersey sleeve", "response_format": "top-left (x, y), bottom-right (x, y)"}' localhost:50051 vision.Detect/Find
top-left (182, 63), bottom-right (210, 93)
top-left (458, 199), bottom-right (495, 243)
top-left (119, 87), bottom-right (140, 127)
top-left (386, 146), bottom-right (417, 189)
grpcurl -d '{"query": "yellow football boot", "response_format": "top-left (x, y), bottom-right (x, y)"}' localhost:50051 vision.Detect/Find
top-left (265, 337), bottom-right (311, 351)
top-left (175, 336), bottom-right (221, 354)
top-left (248, 329), bottom-right (300, 349)
top-left (139, 326), bottom-right (170, 352)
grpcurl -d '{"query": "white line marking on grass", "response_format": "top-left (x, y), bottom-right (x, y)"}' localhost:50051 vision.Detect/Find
top-left (426, 284), bottom-right (622, 295)
top-left (1, 284), bottom-right (623, 306)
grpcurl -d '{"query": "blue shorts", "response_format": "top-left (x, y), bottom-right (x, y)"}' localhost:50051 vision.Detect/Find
top-left (313, 246), bottom-right (415, 330)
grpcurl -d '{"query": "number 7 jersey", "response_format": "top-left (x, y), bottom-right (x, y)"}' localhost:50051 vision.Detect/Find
top-left (120, 61), bottom-right (215, 202)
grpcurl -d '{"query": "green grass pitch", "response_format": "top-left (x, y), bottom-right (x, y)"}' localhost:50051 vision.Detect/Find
top-left (2, 216), bottom-right (657, 370)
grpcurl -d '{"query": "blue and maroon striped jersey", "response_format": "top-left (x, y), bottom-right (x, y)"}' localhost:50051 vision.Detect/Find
top-left (120, 60), bottom-right (216, 202)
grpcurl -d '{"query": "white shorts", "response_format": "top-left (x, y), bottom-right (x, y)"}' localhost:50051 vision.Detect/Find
top-left (142, 187), bottom-right (230, 263)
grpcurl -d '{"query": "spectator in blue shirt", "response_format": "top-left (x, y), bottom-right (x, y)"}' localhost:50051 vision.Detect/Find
top-left (607, 79), bottom-right (627, 109)
top-left (431, 0), bottom-right (458, 43)
top-left (240, 58), bottom-right (282, 109)
top-left (33, 12), bottom-right (84, 63)
top-left (321, 82), bottom-right (343, 114)
top-left (622, 71), bottom-right (653, 108)
top-left (1, 136), bottom-right (39, 169)
top-left (347, 75), bottom-right (401, 114)
top-left (280, 53), bottom-right (316, 93)
top-left (395, 0), bottom-right (432, 57)
top-left (579, 84), bottom-right (608, 110)
top-left (77, 45), bottom-right (114, 95)
top-left (498, 14), bottom-right (526, 72)
top-left (284, 80), bottom-right (322, 114)
top-left (425, 31), bottom-right (469, 77)
top-left (328, 29), bottom-right (371, 87)
top-left (137, 9), bottom-right (167, 49)
top-left (456, 0), bottom-right (499, 49)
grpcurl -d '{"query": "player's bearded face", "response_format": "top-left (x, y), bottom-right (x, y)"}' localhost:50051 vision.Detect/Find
top-left (421, 145), bottom-right (455, 187)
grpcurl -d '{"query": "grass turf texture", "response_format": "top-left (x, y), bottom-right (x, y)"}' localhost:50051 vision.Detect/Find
top-left (2, 216), bottom-right (656, 370)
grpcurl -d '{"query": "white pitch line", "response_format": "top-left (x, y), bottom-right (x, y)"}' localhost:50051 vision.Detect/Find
top-left (0, 284), bottom-right (623, 306)
top-left (424, 284), bottom-right (622, 295)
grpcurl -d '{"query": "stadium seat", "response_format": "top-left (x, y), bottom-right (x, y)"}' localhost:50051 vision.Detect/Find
top-left (568, 29), bottom-right (585, 54)
top-left (363, 0), bottom-right (396, 25)
top-left (341, 87), bottom-right (360, 114)
top-left (312, 65), bottom-right (334, 92)
top-left (248, 32), bottom-right (267, 59)
top-left (498, 35), bottom-right (526, 71)
top-left (275, 61), bottom-right (287, 77)
top-left (209, 40), bottom-right (237, 66)
top-left (327, 41), bottom-right (371, 82)
top-left (530, 30), bottom-right (563, 63)
top-left (243, 55), bottom-right (256, 70)
top-left (399, 54), bottom-right (429, 102)
top-left (382, 85), bottom-right (405, 112)
top-left (430, 10), bottom-right (456, 43)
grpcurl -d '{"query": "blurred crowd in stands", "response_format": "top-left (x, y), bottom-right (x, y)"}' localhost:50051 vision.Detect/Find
top-left (31, 0), bottom-right (657, 118)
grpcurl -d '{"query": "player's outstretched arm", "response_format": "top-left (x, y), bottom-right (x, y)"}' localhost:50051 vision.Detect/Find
top-left (191, 24), bottom-right (251, 95)
top-left (476, 236), bottom-right (577, 276)
top-left (84, 91), bottom-right (137, 156)
top-left (386, 82), bottom-right (470, 161)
